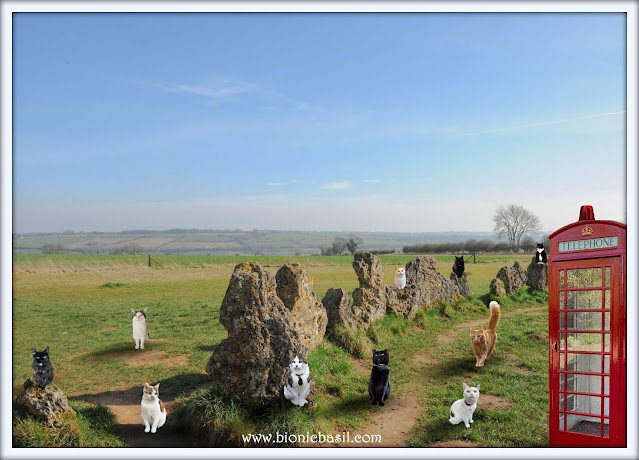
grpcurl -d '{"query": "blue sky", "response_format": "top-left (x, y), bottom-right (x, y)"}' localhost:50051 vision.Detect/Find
top-left (11, 12), bottom-right (628, 233)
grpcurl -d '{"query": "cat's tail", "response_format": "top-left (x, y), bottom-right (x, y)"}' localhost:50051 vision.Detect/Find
top-left (487, 301), bottom-right (501, 331)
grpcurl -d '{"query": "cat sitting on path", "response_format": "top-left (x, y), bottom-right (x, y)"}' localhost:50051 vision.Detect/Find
top-left (131, 307), bottom-right (149, 350)
top-left (368, 349), bottom-right (391, 406)
top-left (141, 382), bottom-right (167, 433)
top-left (283, 356), bottom-right (311, 407)
top-left (448, 382), bottom-right (480, 428)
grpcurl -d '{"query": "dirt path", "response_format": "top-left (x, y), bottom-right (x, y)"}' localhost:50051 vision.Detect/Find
top-left (347, 304), bottom-right (547, 448)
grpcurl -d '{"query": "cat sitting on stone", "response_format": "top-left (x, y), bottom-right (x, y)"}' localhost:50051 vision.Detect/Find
top-left (283, 355), bottom-right (311, 407)
top-left (141, 382), bottom-right (167, 433)
top-left (368, 349), bottom-right (391, 406)
top-left (394, 267), bottom-right (406, 289)
top-left (131, 307), bottom-right (149, 350)
top-left (536, 243), bottom-right (547, 265)
top-left (448, 382), bottom-right (480, 428)
top-left (470, 301), bottom-right (501, 367)
top-left (31, 347), bottom-right (54, 390)
top-left (452, 256), bottom-right (465, 278)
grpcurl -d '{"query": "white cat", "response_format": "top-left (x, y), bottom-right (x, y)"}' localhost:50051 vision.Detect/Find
top-left (283, 356), bottom-right (311, 407)
top-left (131, 307), bottom-right (149, 350)
top-left (141, 382), bottom-right (167, 433)
top-left (448, 382), bottom-right (480, 428)
top-left (394, 267), bottom-right (406, 289)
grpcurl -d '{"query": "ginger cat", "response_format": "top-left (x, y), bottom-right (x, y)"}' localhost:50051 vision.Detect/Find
top-left (470, 301), bottom-right (501, 367)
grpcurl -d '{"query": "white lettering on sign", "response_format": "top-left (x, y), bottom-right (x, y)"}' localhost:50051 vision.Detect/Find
top-left (558, 236), bottom-right (619, 252)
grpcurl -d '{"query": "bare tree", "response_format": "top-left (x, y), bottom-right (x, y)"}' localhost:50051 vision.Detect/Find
top-left (492, 204), bottom-right (542, 252)
top-left (345, 234), bottom-right (364, 255)
top-left (42, 243), bottom-right (69, 254)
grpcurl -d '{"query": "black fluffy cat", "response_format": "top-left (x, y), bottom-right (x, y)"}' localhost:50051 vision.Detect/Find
top-left (536, 243), bottom-right (547, 265)
top-left (31, 347), bottom-right (54, 390)
top-left (368, 349), bottom-right (391, 406)
top-left (452, 256), bottom-right (465, 278)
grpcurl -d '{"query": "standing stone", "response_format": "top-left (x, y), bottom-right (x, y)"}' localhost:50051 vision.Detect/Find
top-left (206, 261), bottom-right (308, 409)
top-left (526, 256), bottom-right (549, 292)
top-left (276, 263), bottom-right (328, 351)
top-left (405, 256), bottom-right (461, 309)
top-left (489, 278), bottom-right (507, 297)
top-left (449, 272), bottom-right (471, 298)
top-left (496, 262), bottom-right (527, 295)
top-left (385, 285), bottom-right (420, 320)
top-left (13, 379), bottom-right (76, 427)
top-left (322, 288), bottom-right (359, 331)
top-left (351, 252), bottom-right (386, 327)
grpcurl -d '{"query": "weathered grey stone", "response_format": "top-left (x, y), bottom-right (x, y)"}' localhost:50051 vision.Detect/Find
top-left (489, 278), bottom-right (507, 297)
top-left (13, 379), bottom-right (76, 427)
top-left (276, 263), bottom-right (328, 351)
top-left (351, 252), bottom-right (386, 327)
top-left (352, 251), bottom-right (384, 288)
top-left (385, 285), bottom-right (420, 320)
top-left (496, 262), bottom-right (527, 295)
top-left (449, 272), bottom-right (471, 298)
top-left (405, 256), bottom-right (462, 309)
top-left (526, 256), bottom-right (549, 292)
top-left (322, 288), bottom-right (358, 331)
top-left (206, 261), bottom-right (308, 408)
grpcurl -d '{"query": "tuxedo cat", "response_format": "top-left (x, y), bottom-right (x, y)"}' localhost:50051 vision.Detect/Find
top-left (283, 356), bottom-right (311, 407)
top-left (368, 349), bottom-right (391, 406)
top-left (141, 382), bottom-right (167, 433)
top-left (452, 256), bottom-right (465, 278)
top-left (31, 347), bottom-right (54, 390)
top-left (131, 307), bottom-right (149, 349)
top-left (536, 243), bottom-right (547, 265)
top-left (449, 382), bottom-right (480, 428)
top-left (394, 267), bottom-right (406, 289)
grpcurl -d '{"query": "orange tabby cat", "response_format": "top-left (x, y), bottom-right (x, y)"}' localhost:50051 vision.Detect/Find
top-left (470, 301), bottom-right (501, 367)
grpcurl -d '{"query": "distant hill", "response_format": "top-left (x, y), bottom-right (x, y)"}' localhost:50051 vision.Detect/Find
top-left (12, 229), bottom-right (499, 256)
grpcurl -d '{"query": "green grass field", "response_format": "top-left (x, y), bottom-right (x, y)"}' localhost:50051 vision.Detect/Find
top-left (12, 252), bottom-right (545, 447)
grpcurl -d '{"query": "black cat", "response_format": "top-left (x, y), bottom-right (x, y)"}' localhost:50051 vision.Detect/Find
top-left (31, 347), bottom-right (54, 390)
top-left (368, 349), bottom-right (391, 406)
top-left (536, 243), bottom-right (547, 265)
top-left (452, 256), bottom-right (465, 278)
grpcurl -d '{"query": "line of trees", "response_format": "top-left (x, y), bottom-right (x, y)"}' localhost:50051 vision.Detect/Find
top-left (320, 234), bottom-right (364, 256)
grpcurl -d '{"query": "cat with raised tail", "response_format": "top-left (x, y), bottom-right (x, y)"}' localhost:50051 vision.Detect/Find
top-left (448, 382), bottom-right (480, 428)
top-left (141, 382), bottom-right (167, 433)
top-left (536, 243), bottom-right (547, 265)
top-left (394, 267), bottom-right (406, 289)
top-left (470, 301), bottom-right (501, 367)
top-left (283, 356), bottom-right (311, 407)
top-left (131, 307), bottom-right (149, 350)
top-left (368, 349), bottom-right (391, 406)
top-left (31, 347), bottom-right (54, 390)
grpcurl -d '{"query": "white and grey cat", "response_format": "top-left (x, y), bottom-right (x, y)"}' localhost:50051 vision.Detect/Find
top-left (283, 356), bottom-right (311, 407)
top-left (394, 267), bottom-right (406, 289)
top-left (141, 382), bottom-right (167, 433)
top-left (448, 382), bottom-right (480, 428)
top-left (131, 307), bottom-right (149, 350)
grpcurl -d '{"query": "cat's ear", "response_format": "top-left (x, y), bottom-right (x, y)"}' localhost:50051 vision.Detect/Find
top-left (476, 383), bottom-right (481, 390)
top-left (155, 383), bottom-right (160, 391)
top-left (131, 308), bottom-right (136, 315)
top-left (32, 348), bottom-right (37, 356)
top-left (463, 382), bottom-right (468, 390)
top-left (372, 349), bottom-right (377, 354)
top-left (44, 347), bottom-right (49, 354)
top-left (383, 349), bottom-right (389, 354)
top-left (143, 307), bottom-right (148, 314)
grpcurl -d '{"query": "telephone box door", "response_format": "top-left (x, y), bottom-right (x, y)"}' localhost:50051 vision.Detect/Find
top-left (549, 256), bottom-right (625, 447)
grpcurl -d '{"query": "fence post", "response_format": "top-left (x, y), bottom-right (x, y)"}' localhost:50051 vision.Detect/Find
top-left (148, 254), bottom-right (151, 267)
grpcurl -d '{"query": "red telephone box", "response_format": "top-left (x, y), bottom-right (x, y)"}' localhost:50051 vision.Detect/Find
top-left (548, 206), bottom-right (626, 447)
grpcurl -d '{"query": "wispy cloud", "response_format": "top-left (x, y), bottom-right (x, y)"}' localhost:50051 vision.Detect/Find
top-left (320, 181), bottom-right (352, 190)
top-left (364, 179), bottom-right (383, 183)
top-left (154, 80), bottom-right (259, 98)
top-left (266, 182), bottom-right (281, 186)
top-left (464, 110), bottom-right (626, 136)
